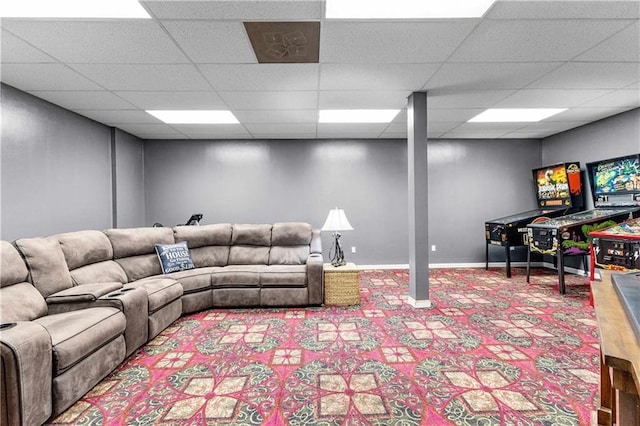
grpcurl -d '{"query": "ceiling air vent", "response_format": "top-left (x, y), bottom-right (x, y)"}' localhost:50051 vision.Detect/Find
top-left (243, 21), bottom-right (320, 64)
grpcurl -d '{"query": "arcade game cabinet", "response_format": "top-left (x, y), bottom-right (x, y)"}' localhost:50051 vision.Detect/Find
top-left (590, 217), bottom-right (640, 272)
top-left (485, 162), bottom-right (583, 277)
top-left (527, 153), bottom-right (640, 294)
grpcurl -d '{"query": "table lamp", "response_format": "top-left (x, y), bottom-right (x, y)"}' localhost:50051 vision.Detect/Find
top-left (321, 207), bottom-right (353, 267)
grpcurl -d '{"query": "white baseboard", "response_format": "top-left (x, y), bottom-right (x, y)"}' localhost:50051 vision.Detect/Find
top-left (407, 296), bottom-right (434, 308)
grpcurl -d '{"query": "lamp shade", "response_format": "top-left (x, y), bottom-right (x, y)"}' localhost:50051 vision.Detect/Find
top-left (321, 208), bottom-right (354, 232)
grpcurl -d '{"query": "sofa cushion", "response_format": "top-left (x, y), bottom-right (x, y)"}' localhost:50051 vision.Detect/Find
top-left (115, 254), bottom-right (163, 282)
top-left (34, 307), bottom-right (126, 375)
top-left (168, 267), bottom-right (218, 293)
top-left (173, 224), bottom-right (232, 248)
top-left (231, 224), bottom-right (272, 246)
top-left (126, 277), bottom-right (183, 313)
top-left (211, 265), bottom-right (262, 288)
top-left (69, 261), bottom-right (128, 286)
top-left (55, 230), bottom-right (113, 270)
top-left (0, 282), bottom-right (48, 322)
top-left (1, 241), bottom-right (28, 287)
top-left (155, 241), bottom-right (195, 274)
top-left (271, 222), bottom-right (312, 245)
top-left (228, 246), bottom-right (270, 265)
top-left (269, 245), bottom-right (310, 265)
top-left (14, 237), bottom-right (73, 298)
top-left (260, 265), bottom-right (308, 287)
top-left (105, 227), bottom-right (174, 258)
top-left (189, 246), bottom-right (230, 267)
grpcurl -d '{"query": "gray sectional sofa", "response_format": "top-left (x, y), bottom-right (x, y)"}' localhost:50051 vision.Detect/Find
top-left (0, 222), bottom-right (323, 425)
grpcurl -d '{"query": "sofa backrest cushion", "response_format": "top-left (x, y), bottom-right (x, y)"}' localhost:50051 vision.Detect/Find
top-left (231, 224), bottom-right (272, 246)
top-left (228, 246), bottom-right (270, 265)
top-left (228, 224), bottom-right (272, 265)
top-left (271, 222), bottom-right (312, 245)
top-left (269, 222), bottom-right (312, 265)
top-left (104, 227), bottom-right (174, 281)
top-left (173, 224), bottom-right (232, 248)
top-left (56, 230), bottom-right (112, 269)
top-left (1, 241), bottom-right (48, 322)
top-left (1, 241), bottom-right (28, 288)
top-left (105, 227), bottom-right (175, 258)
top-left (14, 237), bottom-right (73, 298)
top-left (55, 230), bottom-right (128, 285)
top-left (173, 224), bottom-right (231, 267)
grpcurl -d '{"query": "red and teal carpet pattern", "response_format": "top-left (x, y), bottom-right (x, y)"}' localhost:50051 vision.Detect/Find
top-left (51, 268), bottom-right (599, 425)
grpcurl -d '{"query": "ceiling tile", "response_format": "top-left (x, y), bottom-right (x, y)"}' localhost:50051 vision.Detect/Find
top-left (318, 90), bottom-right (409, 109)
top-left (500, 131), bottom-right (550, 139)
top-left (544, 107), bottom-right (632, 122)
top-left (2, 64), bottom-right (103, 90)
top-left (2, 20), bottom-right (188, 64)
top-left (115, 90), bottom-right (227, 110)
top-left (161, 21), bottom-right (256, 64)
top-left (27, 91), bottom-right (136, 110)
top-left (495, 89), bottom-right (613, 108)
top-left (170, 124), bottom-right (251, 137)
top-left (69, 64), bottom-right (212, 91)
top-left (317, 123), bottom-right (389, 134)
top-left (442, 129), bottom-right (511, 139)
top-left (426, 108), bottom-right (487, 123)
top-left (142, 0), bottom-right (323, 20)
top-left (425, 62), bottom-right (563, 91)
top-left (516, 121), bottom-right (588, 133)
top-left (449, 20), bottom-right (630, 62)
top-left (233, 109), bottom-right (318, 123)
top-left (245, 123), bottom-right (317, 134)
top-left (320, 63), bottom-right (438, 90)
top-left (115, 123), bottom-right (187, 136)
top-left (575, 22), bottom-right (640, 62)
top-left (251, 133), bottom-right (317, 139)
top-left (75, 110), bottom-right (162, 125)
top-left (219, 91), bottom-right (318, 110)
top-left (320, 20), bottom-right (477, 63)
top-left (426, 90), bottom-right (514, 109)
top-left (578, 90), bottom-right (640, 108)
top-left (199, 63), bottom-right (319, 91)
top-left (1, 29), bottom-right (56, 63)
top-left (528, 62), bottom-right (640, 89)
top-left (138, 133), bottom-right (186, 139)
top-left (486, 1), bottom-right (640, 19)
top-left (452, 122), bottom-right (531, 133)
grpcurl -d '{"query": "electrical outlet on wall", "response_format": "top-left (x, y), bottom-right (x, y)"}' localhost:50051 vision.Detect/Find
top-left (431, 245), bottom-right (436, 252)
top-left (351, 246), bottom-right (356, 254)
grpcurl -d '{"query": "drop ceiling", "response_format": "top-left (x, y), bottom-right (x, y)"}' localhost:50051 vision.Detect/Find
top-left (1, 0), bottom-right (638, 140)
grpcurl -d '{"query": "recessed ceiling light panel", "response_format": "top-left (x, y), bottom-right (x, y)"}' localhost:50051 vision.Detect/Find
top-left (147, 110), bottom-right (239, 124)
top-left (0, 0), bottom-right (151, 18)
top-left (325, 0), bottom-right (496, 19)
top-left (319, 109), bottom-right (400, 123)
top-left (468, 108), bottom-right (568, 123)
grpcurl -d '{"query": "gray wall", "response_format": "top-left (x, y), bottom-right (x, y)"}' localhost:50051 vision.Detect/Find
top-left (542, 108), bottom-right (640, 210)
top-left (144, 139), bottom-right (409, 264)
top-left (144, 137), bottom-right (542, 265)
top-left (1, 84), bottom-right (113, 240)
top-left (427, 139), bottom-right (542, 264)
top-left (114, 128), bottom-right (146, 228)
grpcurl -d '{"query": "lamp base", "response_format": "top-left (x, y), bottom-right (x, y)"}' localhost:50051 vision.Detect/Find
top-left (329, 232), bottom-right (347, 267)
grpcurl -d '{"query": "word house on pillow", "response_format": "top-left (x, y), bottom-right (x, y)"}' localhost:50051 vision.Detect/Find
top-left (155, 241), bottom-right (195, 274)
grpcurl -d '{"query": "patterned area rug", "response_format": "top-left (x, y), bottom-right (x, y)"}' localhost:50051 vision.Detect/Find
top-left (50, 268), bottom-right (599, 425)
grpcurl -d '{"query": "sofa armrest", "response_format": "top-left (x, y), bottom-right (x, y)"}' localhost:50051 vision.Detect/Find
top-left (306, 253), bottom-right (324, 305)
top-left (1, 321), bottom-right (52, 426)
top-left (46, 282), bottom-right (123, 314)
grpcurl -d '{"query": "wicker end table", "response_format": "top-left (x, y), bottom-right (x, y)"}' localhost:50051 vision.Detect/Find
top-left (323, 262), bottom-right (360, 306)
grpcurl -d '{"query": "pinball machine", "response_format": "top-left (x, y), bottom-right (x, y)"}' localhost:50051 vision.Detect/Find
top-left (485, 162), bottom-right (584, 277)
top-left (527, 153), bottom-right (640, 294)
top-left (590, 217), bottom-right (640, 272)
